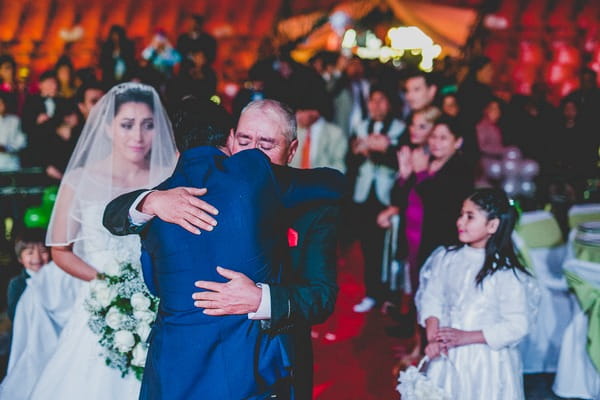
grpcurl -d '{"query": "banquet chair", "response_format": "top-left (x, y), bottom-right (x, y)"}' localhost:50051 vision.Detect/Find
top-left (516, 210), bottom-right (573, 373)
top-left (553, 255), bottom-right (600, 399)
top-left (568, 203), bottom-right (600, 229)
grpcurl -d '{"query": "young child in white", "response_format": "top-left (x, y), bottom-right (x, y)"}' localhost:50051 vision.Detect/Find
top-left (416, 188), bottom-right (538, 399)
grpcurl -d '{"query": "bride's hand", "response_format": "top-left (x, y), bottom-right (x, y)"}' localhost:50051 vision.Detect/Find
top-left (140, 187), bottom-right (219, 234)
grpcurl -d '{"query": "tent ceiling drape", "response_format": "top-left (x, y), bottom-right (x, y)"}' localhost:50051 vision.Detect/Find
top-left (278, 0), bottom-right (477, 58)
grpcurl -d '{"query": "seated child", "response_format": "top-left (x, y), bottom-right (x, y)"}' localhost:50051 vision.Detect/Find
top-left (7, 228), bottom-right (49, 321)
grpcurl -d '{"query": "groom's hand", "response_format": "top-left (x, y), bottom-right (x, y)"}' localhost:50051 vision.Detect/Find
top-left (140, 187), bottom-right (219, 234)
top-left (192, 267), bottom-right (262, 315)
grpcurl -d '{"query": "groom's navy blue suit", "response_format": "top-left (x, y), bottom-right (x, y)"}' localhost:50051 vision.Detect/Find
top-left (138, 146), bottom-right (343, 400)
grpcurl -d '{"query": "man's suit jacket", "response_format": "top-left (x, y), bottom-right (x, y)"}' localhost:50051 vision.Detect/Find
top-left (20, 95), bottom-right (68, 167)
top-left (105, 147), bottom-right (342, 396)
top-left (7, 269), bottom-right (29, 322)
top-left (268, 205), bottom-right (339, 400)
top-left (104, 196), bottom-right (340, 400)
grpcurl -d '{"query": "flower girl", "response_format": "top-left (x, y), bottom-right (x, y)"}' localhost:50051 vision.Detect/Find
top-left (416, 188), bottom-right (538, 399)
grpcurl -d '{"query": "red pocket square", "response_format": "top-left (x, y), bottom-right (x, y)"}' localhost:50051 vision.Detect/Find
top-left (287, 228), bottom-right (298, 247)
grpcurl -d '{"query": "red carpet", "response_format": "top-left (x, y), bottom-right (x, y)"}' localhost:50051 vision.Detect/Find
top-left (311, 243), bottom-right (408, 400)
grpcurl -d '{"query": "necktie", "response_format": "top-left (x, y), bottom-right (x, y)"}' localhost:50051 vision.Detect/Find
top-left (356, 82), bottom-right (367, 119)
top-left (301, 127), bottom-right (311, 169)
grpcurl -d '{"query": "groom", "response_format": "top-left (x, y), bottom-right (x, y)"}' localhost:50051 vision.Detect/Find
top-left (112, 97), bottom-right (344, 399)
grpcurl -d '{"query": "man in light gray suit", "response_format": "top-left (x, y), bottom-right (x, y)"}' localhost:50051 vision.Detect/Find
top-left (291, 93), bottom-right (347, 173)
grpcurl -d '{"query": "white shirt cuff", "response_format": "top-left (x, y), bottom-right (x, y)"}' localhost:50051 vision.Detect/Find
top-left (129, 190), bottom-right (156, 226)
top-left (248, 283), bottom-right (271, 320)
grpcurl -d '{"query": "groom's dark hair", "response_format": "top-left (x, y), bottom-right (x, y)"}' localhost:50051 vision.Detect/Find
top-left (172, 96), bottom-right (233, 152)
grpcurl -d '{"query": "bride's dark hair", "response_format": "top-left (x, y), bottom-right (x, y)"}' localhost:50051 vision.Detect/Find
top-left (114, 86), bottom-right (154, 114)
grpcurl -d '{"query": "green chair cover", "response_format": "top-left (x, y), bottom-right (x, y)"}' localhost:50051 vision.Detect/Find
top-left (517, 217), bottom-right (563, 249)
top-left (565, 270), bottom-right (600, 373)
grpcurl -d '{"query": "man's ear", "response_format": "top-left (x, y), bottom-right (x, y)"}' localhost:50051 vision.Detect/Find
top-left (428, 85), bottom-right (438, 102)
top-left (487, 218), bottom-right (500, 235)
top-left (226, 129), bottom-right (235, 152)
top-left (287, 139), bottom-right (299, 164)
top-left (455, 137), bottom-right (464, 150)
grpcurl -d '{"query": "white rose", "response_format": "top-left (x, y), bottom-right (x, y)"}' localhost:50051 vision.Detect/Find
top-left (136, 322), bottom-right (152, 342)
top-left (92, 280), bottom-right (117, 308)
top-left (105, 307), bottom-right (125, 330)
top-left (90, 279), bottom-right (108, 295)
top-left (130, 259), bottom-right (142, 271)
top-left (86, 296), bottom-right (102, 312)
top-left (131, 293), bottom-right (151, 311)
top-left (134, 310), bottom-right (156, 324)
top-left (131, 343), bottom-right (148, 367)
top-left (113, 330), bottom-right (135, 353)
top-left (103, 260), bottom-right (122, 277)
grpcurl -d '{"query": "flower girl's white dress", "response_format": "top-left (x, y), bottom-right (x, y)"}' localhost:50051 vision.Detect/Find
top-left (26, 205), bottom-right (143, 400)
top-left (416, 246), bottom-right (538, 400)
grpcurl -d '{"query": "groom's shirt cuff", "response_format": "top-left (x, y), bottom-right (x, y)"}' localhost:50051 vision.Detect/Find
top-left (248, 283), bottom-right (271, 320)
top-left (129, 190), bottom-right (156, 226)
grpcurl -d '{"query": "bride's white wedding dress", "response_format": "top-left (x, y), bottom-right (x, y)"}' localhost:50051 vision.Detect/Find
top-left (27, 204), bottom-right (144, 400)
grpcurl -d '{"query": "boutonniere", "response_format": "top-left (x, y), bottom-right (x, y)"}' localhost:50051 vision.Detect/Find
top-left (287, 228), bottom-right (298, 247)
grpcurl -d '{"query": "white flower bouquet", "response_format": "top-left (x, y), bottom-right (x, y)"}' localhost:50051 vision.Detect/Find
top-left (85, 259), bottom-right (158, 380)
top-left (397, 356), bottom-right (451, 400)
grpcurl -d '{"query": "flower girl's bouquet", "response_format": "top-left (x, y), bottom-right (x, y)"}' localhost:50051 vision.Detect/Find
top-left (397, 356), bottom-right (451, 400)
top-left (85, 257), bottom-right (158, 380)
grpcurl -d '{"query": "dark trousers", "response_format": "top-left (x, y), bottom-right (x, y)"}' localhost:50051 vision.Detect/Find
top-left (291, 328), bottom-right (313, 400)
top-left (356, 189), bottom-right (388, 303)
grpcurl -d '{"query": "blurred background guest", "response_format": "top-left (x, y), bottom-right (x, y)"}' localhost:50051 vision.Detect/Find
top-left (99, 25), bottom-right (136, 88)
top-left (54, 56), bottom-right (77, 100)
top-left (348, 85), bottom-right (405, 313)
top-left (0, 93), bottom-right (26, 172)
top-left (176, 14), bottom-right (217, 65)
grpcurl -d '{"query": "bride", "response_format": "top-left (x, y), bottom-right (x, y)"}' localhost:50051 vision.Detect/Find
top-left (6, 82), bottom-right (178, 399)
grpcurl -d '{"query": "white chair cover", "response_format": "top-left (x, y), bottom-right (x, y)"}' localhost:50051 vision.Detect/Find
top-left (516, 211), bottom-right (572, 373)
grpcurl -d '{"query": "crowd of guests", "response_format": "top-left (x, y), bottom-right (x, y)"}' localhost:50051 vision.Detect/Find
top-left (0, 16), bottom-right (598, 397)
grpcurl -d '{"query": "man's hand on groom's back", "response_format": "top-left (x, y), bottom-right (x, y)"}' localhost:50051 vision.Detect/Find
top-left (192, 267), bottom-right (262, 315)
top-left (139, 187), bottom-right (219, 234)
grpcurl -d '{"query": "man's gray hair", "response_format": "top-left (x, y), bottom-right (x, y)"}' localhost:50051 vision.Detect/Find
top-left (240, 99), bottom-right (297, 143)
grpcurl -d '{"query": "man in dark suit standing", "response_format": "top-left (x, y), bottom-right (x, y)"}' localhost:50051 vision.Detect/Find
top-left (103, 99), bottom-right (341, 399)
top-left (21, 71), bottom-right (68, 168)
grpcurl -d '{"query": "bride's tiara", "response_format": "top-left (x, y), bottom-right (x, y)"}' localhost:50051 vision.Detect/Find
top-left (113, 82), bottom-right (154, 95)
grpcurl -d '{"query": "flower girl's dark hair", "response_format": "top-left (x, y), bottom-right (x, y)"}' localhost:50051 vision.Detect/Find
top-left (466, 188), bottom-right (530, 286)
